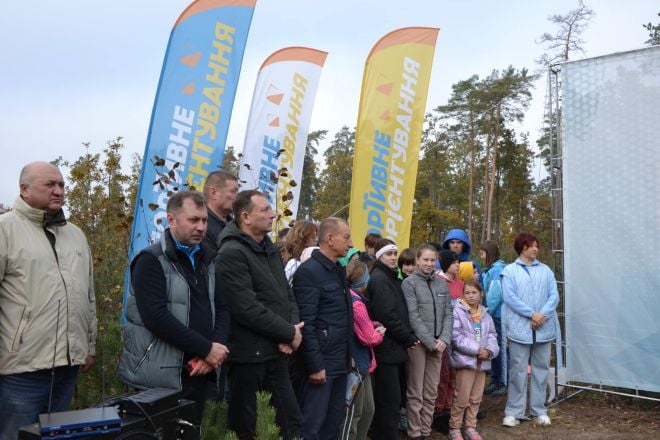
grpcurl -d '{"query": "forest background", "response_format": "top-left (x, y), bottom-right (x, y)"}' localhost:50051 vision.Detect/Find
top-left (0, 3), bottom-right (658, 410)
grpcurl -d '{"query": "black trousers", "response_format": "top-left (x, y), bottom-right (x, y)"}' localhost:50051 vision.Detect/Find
top-left (227, 358), bottom-right (301, 440)
top-left (179, 371), bottom-right (210, 427)
top-left (372, 362), bottom-right (406, 440)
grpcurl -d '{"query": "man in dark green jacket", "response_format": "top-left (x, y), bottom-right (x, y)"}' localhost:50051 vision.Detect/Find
top-left (216, 190), bottom-right (303, 440)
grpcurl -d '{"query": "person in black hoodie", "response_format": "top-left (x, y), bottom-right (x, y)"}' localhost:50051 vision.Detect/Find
top-left (216, 190), bottom-right (304, 440)
top-left (367, 238), bottom-right (418, 440)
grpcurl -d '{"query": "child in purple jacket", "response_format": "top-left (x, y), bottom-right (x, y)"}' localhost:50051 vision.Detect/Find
top-left (448, 280), bottom-right (499, 440)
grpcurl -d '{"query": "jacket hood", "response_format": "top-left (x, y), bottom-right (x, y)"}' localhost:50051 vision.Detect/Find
top-left (442, 229), bottom-right (471, 261)
top-left (455, 299), bottom-right (488, 314)
top-left (217, 220), bottom-right (278, 256)
top-left (338, 247), bottom-right (360, 267)
top-left (489, 259), bottom-right (506, 270)
top-left (13, 196), bottom-right (66, 227)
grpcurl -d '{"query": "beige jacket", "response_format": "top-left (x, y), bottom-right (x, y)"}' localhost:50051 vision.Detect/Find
top-left (0, 197), bottom-right (97, 374)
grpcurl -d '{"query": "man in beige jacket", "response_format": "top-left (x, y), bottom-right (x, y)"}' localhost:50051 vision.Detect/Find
top-left (0, 162), bottom-right (97, 438)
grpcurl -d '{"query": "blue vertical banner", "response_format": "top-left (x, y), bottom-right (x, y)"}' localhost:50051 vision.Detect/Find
top-left (123, 0), bottom-right (256, 322)
top-left (130, 0), bottom-right (256, 256)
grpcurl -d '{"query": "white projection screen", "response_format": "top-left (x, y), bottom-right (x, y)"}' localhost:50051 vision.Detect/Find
top-left (562, 46), bottom-right (660, 393)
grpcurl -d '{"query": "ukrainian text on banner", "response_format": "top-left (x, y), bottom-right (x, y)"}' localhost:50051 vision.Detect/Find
top-left (349, 27), bottom-right (438, 248)
top-left (239, 47), bottom-right (327, 233)
top-left (130, 0), bottom-right (256, 256)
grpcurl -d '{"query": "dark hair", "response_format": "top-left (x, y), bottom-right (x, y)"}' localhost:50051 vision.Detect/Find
top-left (513, 232), bottom-right (538, 255)
top-left (479, 240), bottom-right (500, 267)
top-left (347, 260), bottom-right (367, 285)
top-left (286, 220), bottom-right (319, 259)
top-left (370, 237), bottom-right (395, 271)
top-left (364, 232), bottom-right (382, 249)
top-left (374, 237), bottom-right (395, 253)
top-left (232, 190), bottom-right (265, 225)
top-left (397, 248), bottom-right (416, 269)
top-left (430, 242), bottom-right (443, 253)
top-left (463, 279), bottom-right (484, 295)
top-left (166, 191), bottom-right (205, 214)
top-left (203, 170), bottom-right (238, 195)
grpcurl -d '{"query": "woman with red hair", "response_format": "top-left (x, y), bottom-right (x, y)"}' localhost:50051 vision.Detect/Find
top-left (501, 233), bottom-right (559, 428)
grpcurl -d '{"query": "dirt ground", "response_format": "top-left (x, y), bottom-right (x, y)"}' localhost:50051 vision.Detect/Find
top-left (426, 389), bottom-right (660, 440)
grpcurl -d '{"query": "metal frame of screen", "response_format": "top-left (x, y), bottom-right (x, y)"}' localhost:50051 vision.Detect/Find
top-left (551, 46), bottom-right (660, 402)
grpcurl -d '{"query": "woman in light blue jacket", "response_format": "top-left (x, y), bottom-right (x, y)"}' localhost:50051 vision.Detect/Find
top-left (479, 240), bottom-right (507, 395)
top-left (501, 233), bottom-right (559, 428)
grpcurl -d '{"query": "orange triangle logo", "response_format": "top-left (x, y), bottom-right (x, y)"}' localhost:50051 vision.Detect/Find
top-left (268, 116), bottom-right (280, 127)
top-left (180, 52), bottom-right (201, 68)
top-left (182, 82), bottom-right (195, 95)
top-left (266, 84), bottom-right (283, 105)
top-left (267, 93), bottom-right (284, 105)
top-left (380, 109), bottom-right (390, 120)
top-left (377, 82), bottom-right (393, 96)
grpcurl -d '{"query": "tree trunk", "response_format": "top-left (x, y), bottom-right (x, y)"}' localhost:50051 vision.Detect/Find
top-left (486, 105), bottom-right (501, 240)
top-left (481, 118), bottom-right (493, 244)
top-left (467, 111), bottom-right (475, 244)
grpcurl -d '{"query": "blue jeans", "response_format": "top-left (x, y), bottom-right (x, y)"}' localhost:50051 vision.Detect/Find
top-left (0, 366), bottom-right (79, 439)
top-left (299, 373), bottom-right (348, 440)
top-left (490, 317), bottom-right (505, 386)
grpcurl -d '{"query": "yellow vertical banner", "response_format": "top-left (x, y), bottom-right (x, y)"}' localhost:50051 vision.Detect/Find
top-left (349, 27), bottom-right (439, 248)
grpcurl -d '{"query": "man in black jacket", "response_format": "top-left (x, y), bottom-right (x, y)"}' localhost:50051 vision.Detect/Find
top-left (120, 191), bottom-right (230, 426)
top-left (216, 190), bottom-right (303, 440)
top-left (202, 170), bottom-right (238, 401)
top-left (293, 217), bottom-right (354, 440)
top-left (202, 170), bottom-right (238, 253)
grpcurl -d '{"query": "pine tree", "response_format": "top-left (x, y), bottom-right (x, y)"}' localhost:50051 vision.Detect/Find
top-left (314, 126), bottom-right (354, 219)
top-left (298, 130), bottom-right (327, 219)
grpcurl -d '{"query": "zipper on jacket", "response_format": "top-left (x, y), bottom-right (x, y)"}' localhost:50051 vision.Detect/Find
top-left (427, 280), bottom-right (438, 339)
top-left (170, 261), bottom-right (191, 391)
top-left (11, 307), bottom-right (29, 351)
top-left (134, 338), bottom-right (158, 373)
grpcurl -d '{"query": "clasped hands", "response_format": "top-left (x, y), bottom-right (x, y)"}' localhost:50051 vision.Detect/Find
top-left (278, 321), bottom-right (305, 355)
top-left (530, 311), bottom-right (546, 330)
top-left (188, 341), bottom-right (230, 376)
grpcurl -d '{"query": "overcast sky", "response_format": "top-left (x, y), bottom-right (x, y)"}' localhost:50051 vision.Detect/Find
top-left (0, 0), bottom-right (656, 205)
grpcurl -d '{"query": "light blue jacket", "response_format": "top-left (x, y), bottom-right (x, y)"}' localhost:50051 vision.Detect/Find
top-left (483, 259), bottom-right (506, 318)
top-left (501, 258), bottom-right (559, 344)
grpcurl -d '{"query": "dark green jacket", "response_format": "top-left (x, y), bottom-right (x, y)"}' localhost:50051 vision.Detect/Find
top-left (216, 221), bottom-right (299, 363)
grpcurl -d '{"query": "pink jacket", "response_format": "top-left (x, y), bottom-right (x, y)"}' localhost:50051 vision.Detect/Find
top-left (351, 290), bottom-right (384, 373)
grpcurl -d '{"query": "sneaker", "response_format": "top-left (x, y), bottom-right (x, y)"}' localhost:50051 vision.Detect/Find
top-left (448, 428), bottom-right (464, 440)
top-left (502, 416), bottom-right (520, 427)
top-left (535, 414), bottom-right (552, 425)
top-left (463, 427), bottom-right (482, 440)
top-left (491, 385), bottom-right (507, 396)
